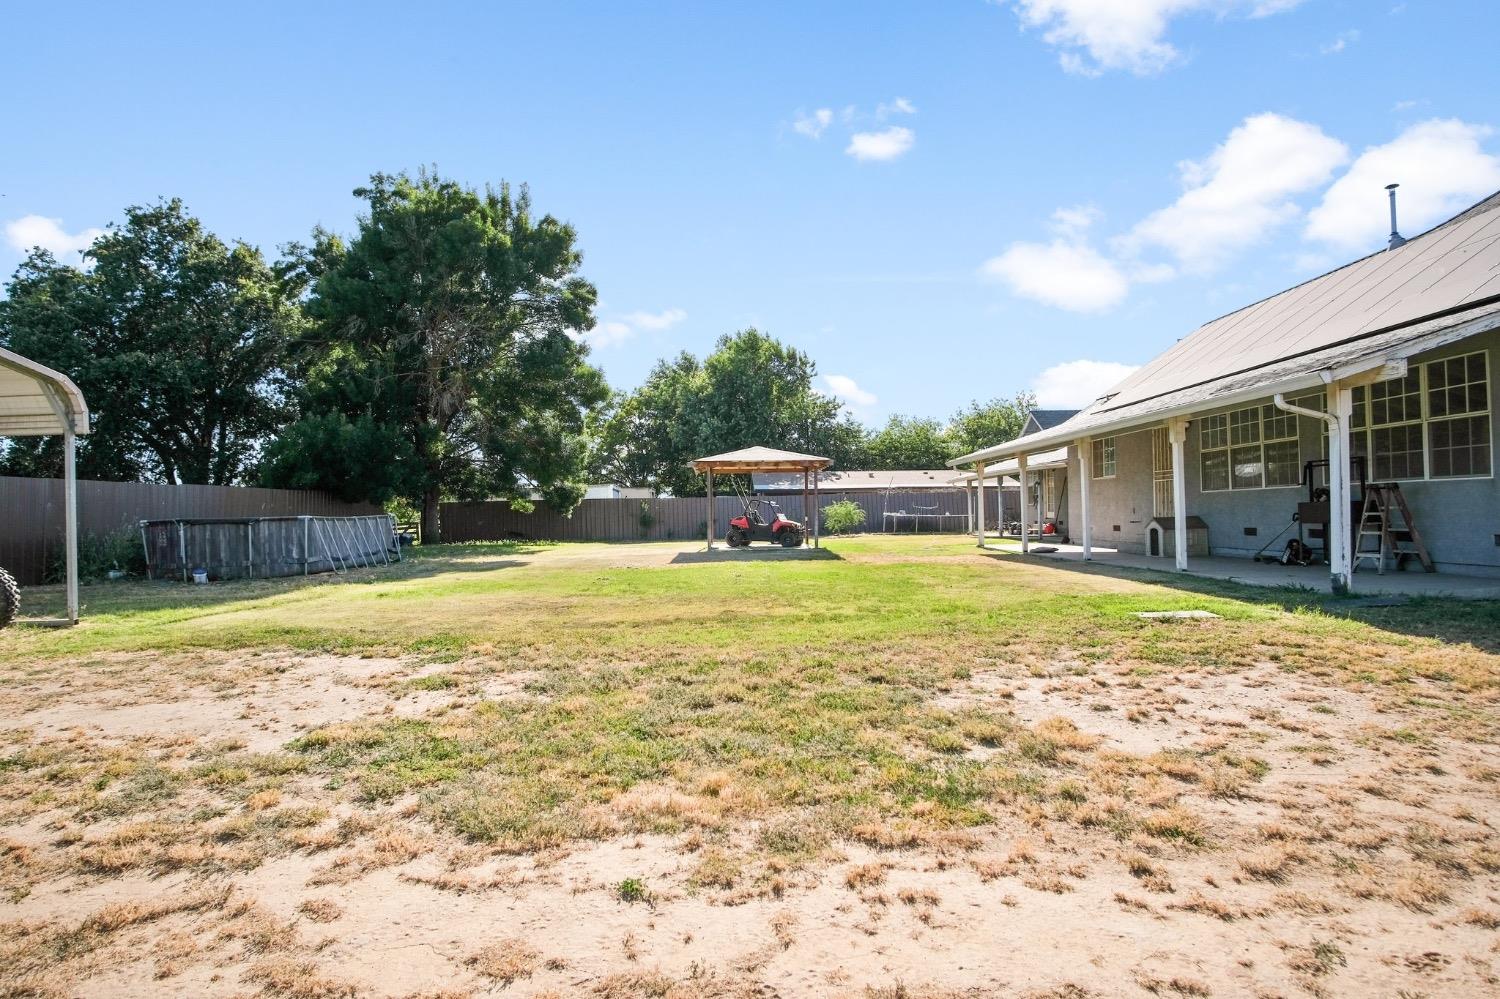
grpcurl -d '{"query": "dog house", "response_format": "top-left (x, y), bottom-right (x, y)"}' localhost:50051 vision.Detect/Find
top-left (1147, 516), bottom-right (1210, 559)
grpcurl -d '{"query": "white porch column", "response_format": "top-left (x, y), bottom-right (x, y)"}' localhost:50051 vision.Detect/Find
top-left (1328, 383), bottom-right (1354, 594)
top-left (1078, 438), bottom-right (1093, 561)
top-left (974, 462), bottom-right (987, 547)
top-left (1017, 454), bottom-right (1030, 554)
top-left (1169, 418), bottom-right (1189, 572)
top-left (64, 426), bottom-right (79, 625)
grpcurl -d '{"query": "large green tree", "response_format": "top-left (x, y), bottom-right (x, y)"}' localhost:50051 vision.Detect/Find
top-left (593, 329), bottom-right (866, 496)
top-left (863, 414), bottom-right (958, 469)
top-left (0, 201), bottom-right (297, 484)
top-left (948, 393), bottom-right (1036, 456)
top-left (261, 172), bottom-right (607, 539)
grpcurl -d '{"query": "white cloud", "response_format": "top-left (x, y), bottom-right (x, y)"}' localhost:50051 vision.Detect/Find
top-left (1304, 119), bottom-right (1500, 251)
top-left (792, 108), bottom-right (834, 139)
top-left (1122, 113), bottom-right (1348, 271)
top-left (621, 308), bottom-right (686, 331)
top-left (583, 320), bottom-right (636, 349)
top-left (981, 205), bottom-right (1130, 312)
top-left (821, 374), bottom-right (877, 408)
top-left (1319, 29), bottom-right (1358, 55)
top-left (876, 97), bottom-right (917, 118)
top-left (1032, 359), bottom-right (1141, 408)
top-left (981, 240), bottom-right (1130, 313)
top-left (1007, 0), bottom-right (1303, 76)
top-left (845, 126), bottom-right (915, 162)
top-left (4, 215), bottom-right (104, 262)
top-left (581, 307), bottom-right (686, 349)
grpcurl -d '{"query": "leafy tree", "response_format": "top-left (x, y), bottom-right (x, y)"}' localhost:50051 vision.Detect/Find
top-left (948, 392), bottom-right (1036, 456)
top-left (0, 202), bottom-right (297, 483)
top-left (592, 329), bottom-right (864, 496)
top-left (864, 414), bottom-right (957, 469)
top-left (261, 171), bottom-right (607, 540)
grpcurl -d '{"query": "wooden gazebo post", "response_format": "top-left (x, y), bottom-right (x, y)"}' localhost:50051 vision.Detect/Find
top-left (705, 468), bottom-right (715, 550)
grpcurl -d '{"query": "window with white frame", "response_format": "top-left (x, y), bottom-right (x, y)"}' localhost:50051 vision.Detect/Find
top-left (1200, 403), bottom-right (1305, 492)
top-left (1351, 350), bottom-right (1491, 481)
top-left (1091, 436), bottom-right (1116, 478)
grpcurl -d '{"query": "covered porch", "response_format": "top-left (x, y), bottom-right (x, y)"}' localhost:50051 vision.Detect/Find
top-left (979, 540), bottom-right (1500, 600)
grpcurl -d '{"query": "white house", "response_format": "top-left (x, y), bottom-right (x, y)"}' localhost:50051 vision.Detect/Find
top-left (951, 190), bottom-right (1500, 592)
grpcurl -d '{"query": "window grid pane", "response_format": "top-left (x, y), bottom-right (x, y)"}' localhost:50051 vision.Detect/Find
top-left (1200, 450), bottom-right (1229, 492)
top-left (1230, 445), bottom-right (1264, 489)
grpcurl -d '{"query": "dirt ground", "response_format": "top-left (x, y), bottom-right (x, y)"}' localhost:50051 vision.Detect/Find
top-left (3, 540), bottom-right (1498, 998)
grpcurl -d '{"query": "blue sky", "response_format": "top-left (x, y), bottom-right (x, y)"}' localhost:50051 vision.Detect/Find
top-left (4, 1), bottom-right (1499, 424)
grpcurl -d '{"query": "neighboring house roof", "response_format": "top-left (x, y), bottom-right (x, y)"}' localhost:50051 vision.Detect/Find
top-left (1023, 409), bottom-right (1079, 434)
top-left (954, 190), bottom-right (1500, 465)
top-left (752, 469), bottom-right (962, 492)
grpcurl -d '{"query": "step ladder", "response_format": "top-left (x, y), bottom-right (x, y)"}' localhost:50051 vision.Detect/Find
top-left (1352, 483), bottom-right (1434, 575)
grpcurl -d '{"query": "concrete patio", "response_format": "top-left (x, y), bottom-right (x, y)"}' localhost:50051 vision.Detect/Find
top-left (981, 540), bottom-right (1500, 600)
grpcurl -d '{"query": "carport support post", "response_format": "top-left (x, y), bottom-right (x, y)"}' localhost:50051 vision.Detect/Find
top-left (1078, 438), bottom-right (1093, 561)
top-left (1017, 454), bottom-right (1030, 553)
top-left (974, 461), bottom-right (987, 546)
top-left (1169, 417), bottom-right (1189, 572)
top-left (63, 426), bottom-right (78, 625)
top-left (706, 469), bottom-right (715, 550)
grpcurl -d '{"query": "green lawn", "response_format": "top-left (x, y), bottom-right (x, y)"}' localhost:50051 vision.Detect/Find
top-left (3, 535), bottom-right (1498, 996)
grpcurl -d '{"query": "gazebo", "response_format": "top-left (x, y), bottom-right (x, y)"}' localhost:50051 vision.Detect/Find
top-left (0, 346), bottom-right (88, 625)
top-left (689, 446), bottom-right (832, 550)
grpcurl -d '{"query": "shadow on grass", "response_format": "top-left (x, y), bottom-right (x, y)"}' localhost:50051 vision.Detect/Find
top-left (670, 546), bottom-right (844, 565)
top-left (16, 543), bottom-right (541, 623)
top-left (979, 548), bottom-right (1500, 654)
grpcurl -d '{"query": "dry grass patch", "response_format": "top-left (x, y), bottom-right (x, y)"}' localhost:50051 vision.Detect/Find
top-left (468, 938), bottom-right (540, 984)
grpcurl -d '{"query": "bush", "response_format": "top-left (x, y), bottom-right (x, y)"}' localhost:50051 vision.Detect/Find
top-left (821, 500), bottom-right (867, 536)
top-left (45, 528), bottom-right (147, 584)
top-left (638, 500), bottom-right (655, 535)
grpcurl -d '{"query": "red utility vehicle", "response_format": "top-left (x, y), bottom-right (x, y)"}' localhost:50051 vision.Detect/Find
top-left (726, 497), bottom-right (804, 548)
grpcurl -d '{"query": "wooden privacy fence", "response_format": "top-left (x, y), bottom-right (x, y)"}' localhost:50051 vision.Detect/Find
top-left (0, 476), bottom-right (381, 585)
top-left (440, 488), bottom-right (1015, 544)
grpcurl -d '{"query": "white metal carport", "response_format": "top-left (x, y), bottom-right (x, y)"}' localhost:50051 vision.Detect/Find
top-left (0, 346), bottom-right (89, 624)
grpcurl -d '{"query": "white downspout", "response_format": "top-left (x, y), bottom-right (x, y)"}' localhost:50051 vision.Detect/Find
top-left (1273, 391), bottom-right (1350, 594)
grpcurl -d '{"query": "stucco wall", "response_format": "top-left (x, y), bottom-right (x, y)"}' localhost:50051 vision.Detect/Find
top-left (1058, 332), bottom-right (1500, 576)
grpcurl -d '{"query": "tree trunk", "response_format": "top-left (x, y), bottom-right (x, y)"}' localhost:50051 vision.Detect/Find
top-left (421, 488), bottom-right (441, 545)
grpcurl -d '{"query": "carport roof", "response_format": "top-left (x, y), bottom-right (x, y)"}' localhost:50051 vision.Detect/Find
top-left (0, 346), bottom-right (89, 437)
top-left (690, 446), bottom-right (831, 473)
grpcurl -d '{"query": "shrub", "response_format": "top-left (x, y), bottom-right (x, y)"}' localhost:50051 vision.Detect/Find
top-left (638, 500), bottom-right (655, 535)
top-left (821, 500), bottom-right (866, 536)
top-left (45, 528), bottom-right (147, 583)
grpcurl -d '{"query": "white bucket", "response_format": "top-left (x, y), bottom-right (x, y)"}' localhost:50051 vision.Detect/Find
top-left (191, 568), bottom-right (209, 584)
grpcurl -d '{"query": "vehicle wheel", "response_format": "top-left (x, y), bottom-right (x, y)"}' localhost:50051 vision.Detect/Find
top-left (0, 567), bottom-right (18, 629)
top-left (726, 528), bottom-right (747, 548)
top-left (780, 530), bottom-right (803, 548)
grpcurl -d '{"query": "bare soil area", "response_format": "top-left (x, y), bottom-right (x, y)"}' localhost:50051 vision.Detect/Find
top-left (2, 540), bottom-right (1498, 997)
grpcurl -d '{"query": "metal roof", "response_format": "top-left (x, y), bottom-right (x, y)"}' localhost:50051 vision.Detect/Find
top-left (953, 189), bottom-right (1500, 466)
top-left (752, 469), bottom-right (959, 491)
top-left (951, 447), bottom-right (1071, 477)
top-left (0, 346), bottom-right (89, 437)
top-left (689, 446), bottom-right (832, 472)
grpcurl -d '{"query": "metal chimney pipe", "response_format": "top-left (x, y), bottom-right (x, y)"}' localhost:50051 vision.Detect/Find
top-left (1386, 183), bottom-right (1407, 250)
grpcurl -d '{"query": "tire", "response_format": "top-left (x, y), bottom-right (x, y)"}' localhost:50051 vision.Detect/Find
top-left (779, 530), bottom-right (803, 548)
top-left (0, 567), bottom-right (18, 629)
top-left (725, 527), bottom-right (748, 548)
